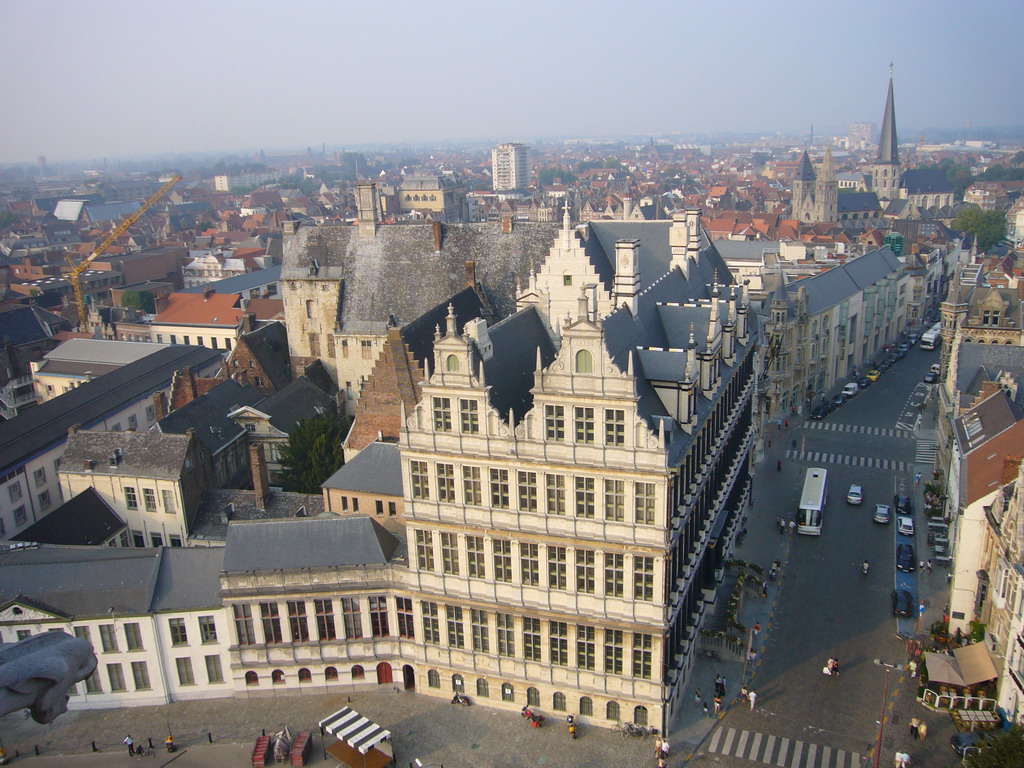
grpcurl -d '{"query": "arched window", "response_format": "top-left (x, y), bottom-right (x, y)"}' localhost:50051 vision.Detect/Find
top-left (579, 696), bottom-right (593, 716)
top-left (527, 687), bottom-right (540, 706)
top-left (298, 668), bottom-right (312, 683)
top-left (351, 665), bottom-right (365, 680)
top-left (428, 670), bottom-right (440, 688)
top-left (452, 674), bottom-right (464, 692)
top-left (553, 692), bottom-right (566, 711)
top-left (501, 682), bottom-right (514, 702)
top-left (245, 671), bottom-right (259, 686)
top-left (606, 701), bottom-right (620, 721)
top-left (430, 195), bottom-right (437, 201)
top-left (633, 705), bottom-right (649, 726)
top-left (445, 354), bottom-right (460, 372)
top-left (476, 678), bottom-right (489, 697)
top-left (325, 667), bottom-right (338, 681)
top-left (405, 195), bottom-right (411, 201)
top-left (575, 349), bottom-right (593, 374)
top-left (272, 669), bottom-right (285, 684)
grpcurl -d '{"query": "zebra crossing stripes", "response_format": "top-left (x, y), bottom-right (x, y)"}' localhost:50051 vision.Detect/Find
top-left (707, 726), bottom-right (862, 768)
top-left (784, 450), bottom-right (909, 472)
top-left (915, 439), bottom-right (937, 465)
top-left (802, 422), bottom-right (911, 439)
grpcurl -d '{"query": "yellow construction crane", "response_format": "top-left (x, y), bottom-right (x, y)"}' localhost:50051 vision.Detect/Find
top-left (67, 173), bottom-right (182, 328)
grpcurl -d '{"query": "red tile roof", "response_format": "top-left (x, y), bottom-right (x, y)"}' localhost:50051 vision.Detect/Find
top-left (154, 292), bottom-right (243, 326)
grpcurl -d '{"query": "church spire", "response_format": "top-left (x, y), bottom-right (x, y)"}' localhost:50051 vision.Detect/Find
top-left (820, 145), bottom-right (835, 182)
top-left (877, 72), bottom-right (899, 165)
top-left (796, 150), bottom-right (816, 181)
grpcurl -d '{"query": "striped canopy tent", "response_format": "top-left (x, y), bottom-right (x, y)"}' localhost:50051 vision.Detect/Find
top-left (319, 707), bottom-right (391, 755)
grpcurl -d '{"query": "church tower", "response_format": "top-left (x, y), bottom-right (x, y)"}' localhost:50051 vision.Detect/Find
top-left (870, 73), bottom-right (901, 201)
top-left (814, 146), bottom-right (838, 223)
top-left (792, 151), bottom-right (817, 223)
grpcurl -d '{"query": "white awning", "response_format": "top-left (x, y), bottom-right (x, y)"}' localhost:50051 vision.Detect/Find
top-left (319, 707), bottom-right (391, 755)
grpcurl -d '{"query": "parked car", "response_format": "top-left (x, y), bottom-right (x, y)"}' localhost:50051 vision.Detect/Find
top-left (842, 382), bottom-right (859, 398)
top-left (810, 406), bottom-right (827, 420)
top-left (857, 376), bottom-right (870, 389)
top-left (833, 393), bottom-right (846, 407)
top-left (894, 494), bottom-right (913, 515)
top-left (896, 543), bottom-right (916, 572)
top-left (891, 589), bottom-right (914, 616)
top-left (847, 484), bottom-right (864, 505)
top-left (895, 348), bottom-right (907, 360)
top-left (897, 516), bottom-right (915, 536)
top-left (866, 369), bottom-right (881, 382)
top-left (924, 371), bottom-right (938, 384)
top-left (873, 504), bottom-right (892, 524)
top-left (930, 363), bottom-right (941, 375)
top-left (908, 332), bottom-right (921, 345)
top-left (951, 731), bottom-right (990, 757)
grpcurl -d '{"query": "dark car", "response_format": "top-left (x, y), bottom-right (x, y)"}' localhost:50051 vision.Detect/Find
top-left (951, 731), bottom-right (989, 756)
top-left (811, 406), bottom-right (827, 420)
top-left (896, 543), bottom-right (916, 572)
top-left (879, 357), bottom-right (894, 370)
top-left (891, 590), bottom-right (914, 616)
top-left (895, 348), bottom-right (907, 360)
top-left (894, 494), bottom-right (913, 515)
top-left (857, 376), bottom-right (870, 389)
top-left (924, 371), bottom-right (938, 384)
top-left (833, 394), bottom-right (846, 407)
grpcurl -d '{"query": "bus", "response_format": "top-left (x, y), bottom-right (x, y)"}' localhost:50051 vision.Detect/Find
top-left (797, 467), bottom-right (828, 535)
top-left (920, 322), bottom-right (942, 351)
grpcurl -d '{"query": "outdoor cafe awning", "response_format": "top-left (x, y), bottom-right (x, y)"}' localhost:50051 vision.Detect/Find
top-left (924, 643), bottom-right (998, 687)
top-left (320, 707), bottom-right (391, 755)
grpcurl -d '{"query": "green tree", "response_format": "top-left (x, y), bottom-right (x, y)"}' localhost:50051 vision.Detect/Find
top-left (944, 163), bottom-right (974, 199)
top-left (953, 207), bottom-right (1008, 251)
top-left (965, 724), bottom-right (1024, 768)
top-left (0, 211), bottom-right (17, 230)
top-left (277, 411), bottom-right (350, 493)
top-left (121, 290), bottom-right (155, 313)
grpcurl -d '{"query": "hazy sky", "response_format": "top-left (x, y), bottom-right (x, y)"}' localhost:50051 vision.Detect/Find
top-left (2, 0), bottom-right (1021, 164)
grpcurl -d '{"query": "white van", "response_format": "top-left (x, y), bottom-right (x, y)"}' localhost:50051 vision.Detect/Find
top-left (842, 382), bottom-right (859, 398)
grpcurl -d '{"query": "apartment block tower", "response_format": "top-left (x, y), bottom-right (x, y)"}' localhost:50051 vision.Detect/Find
top-left (491, 143), bottom-right (530, 192)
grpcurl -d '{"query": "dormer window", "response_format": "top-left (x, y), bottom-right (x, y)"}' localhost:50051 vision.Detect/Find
top-left (575, 349), bottom-right (593, 374)
top-left (982, 310), bottom-right (1001, 326)
top-left (445, 354), bottom-right (460, 372)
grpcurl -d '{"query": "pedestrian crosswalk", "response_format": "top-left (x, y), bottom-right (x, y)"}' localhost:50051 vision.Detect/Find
top-left (706, 726), bottom-right (862, 768)
top-left (915, 439), bottom-right (937, 465)
top-left (802, 422), bottom-right (911, 439)
top-left (785, 449), bottom-right (909, 472)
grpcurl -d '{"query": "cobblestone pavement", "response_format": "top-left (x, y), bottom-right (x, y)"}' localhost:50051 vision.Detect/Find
top-left (0, 686), bottom-right (661, 767)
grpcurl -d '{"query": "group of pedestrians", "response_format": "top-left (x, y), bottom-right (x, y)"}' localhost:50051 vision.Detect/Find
top-left (822, 657), bottom-right (840, 677)
top-left (653, 736), bottom-right (670, 767)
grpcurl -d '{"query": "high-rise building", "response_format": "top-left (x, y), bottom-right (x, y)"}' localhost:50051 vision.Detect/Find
top-left (491, 143), bottom-right (529, 192)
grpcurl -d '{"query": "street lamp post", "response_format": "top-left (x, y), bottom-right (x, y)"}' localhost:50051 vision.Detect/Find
top-left (873, 659), bottom-right (900, 768)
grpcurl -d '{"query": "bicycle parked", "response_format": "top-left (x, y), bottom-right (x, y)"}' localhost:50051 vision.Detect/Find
top-left (612, 721), bottom-right (658, 738)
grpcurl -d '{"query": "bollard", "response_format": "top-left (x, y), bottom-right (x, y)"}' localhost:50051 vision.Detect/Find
top-left (208, 732), bottom-right (213, 744)
top-left (262, 729), bottom-right (266, 737)
top-left (92, 741), bottom-right (98, 752)
top-left (34, 746), bottom-right (40, 756)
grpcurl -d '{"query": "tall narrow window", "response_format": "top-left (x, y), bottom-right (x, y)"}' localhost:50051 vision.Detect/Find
top-left (523, 617), bottom-right (541, 661)
top-left (445, 605), bottom-right (465, 648)
top-left (99, 624), bottom-right (118, 652)
top-left (605, 553), bottom-right (624, 598)
top-left (107, 663), bottom-right (126, 691)
top-left (131, 660), bottom-right (151, 690)
top-left (421, 602), bottom-right (440, 644)
top-left (466, 535), bottom-right (485, 579)
top-left (548, 546), bottom-right (567, 590)
top-left (369, 596), bottom-right (389, 637)
top-left (575, 476), bottom-right (595, 518)
top-left (577, 625), bottom-right (596, 670)
top-left (260, 602), bottom-right (283, 644)
top-left (489, 468), bottom-right (509, 509)
top-left (462, 466), bottom-right (482, 506)
top-left (544, 405), bottom-right (565, 440)
top-left (175, 657), bottom-right (195, 686)
top-left (437, 463), bottom-right (455, 503)
top-left (471, 609), bottom-right (489, 653)
top-left (315, 599), bottom-right (336, 641)
top-left (545, 474), bottom-right (566, 515)
top-left (549, 621), bottom-right (568, 666)
top-left (396, 597), bottom-right (414, 638)
top-left (493, 538), bottom-right (512, 582)
top-left (124, 623), bottom-right (143, 651)
top-left (633, 556), bottom-right (655, 602)
top-left (635, 482), bottom-right (656, 525)
top-left (520, 542), bottom-right (539, 586)
top-left (605, 409), bottom-right (625, 445)
top-left (574, 406), bottom-right (595, 444)
top-left (288, 600), bottom-right (309, 642)
top-left (233, 604), bottom-right (256, 645)
top-left (161, 489), bottom-right (176, 513)
top-left (517, 471), bottom-right (537, 512)
top-left (575, 549), bottom-right (595, 594)
top-left (124, 486), bottom-right (138, 510)
top-left (168, 618), bottom-right (188, 646)
top-left (440, 532), bottom-right (460, 575)
top-left (142, 488), bottom-right (157, 512)
top-left (432, 397), bottom-right (452, 432)
top-left (198, 617), bottom-right (217, 644)
top-left (415, 530), bottom-right (435, 571)
top-left (605, 629), bottom-right (624, 675)
top-left (205, 655), bottom-right (224, 684)
top-left (575, 349), bottom-right (593, 373)
top-left (496, 613), bottom-right (515, 657)
top-left (459, 399), bottom-right (479, 434)
top-left (410, 461), bottom-right (430, 500)
top-left (604, 479), bottom-right (624, 521)
top-left (341, 598), bottom-right (363, 639)
top-left (632, 633), bottom-right (653, 679)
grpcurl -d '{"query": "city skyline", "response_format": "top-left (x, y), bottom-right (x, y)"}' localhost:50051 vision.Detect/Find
top-left (2, 0), bottom-right (1022, 164)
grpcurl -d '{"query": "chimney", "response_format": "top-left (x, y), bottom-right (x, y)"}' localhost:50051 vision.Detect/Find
top-left (685, 208), bottom-right (702, 263)
top-left (282, 218), bottom-right (298, 236)
top-left (501, 215), bottom-right (513, 234)
top-left (613, 239), bottom-right (641, 315)
top-left (464, 317), bottom-right (493, 360)
top-left (240, 312), bottom-right (256, 334)
top-left (250, 444), bottom-right (271, 511)
top-left (464, 260), bottom-right (478, 288)
top-left (622, 195), bottom-right (633, 220)
top-left (174, 366), bottom-right (197, 406)
top-left (67, 423), bottom-right (80, 437)
top-left (151, 391), bottom-right (168, 421)
top-left (432, 220), bottom-right (443, 252)
top-left (669, 212), bottom-right (688, 273)
top-left (203, 287), bottom-right (215, 302)
top-left (356, 182), bottom-right (380, 238)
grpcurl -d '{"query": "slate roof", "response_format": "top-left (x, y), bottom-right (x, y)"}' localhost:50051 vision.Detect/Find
top-left (399, 286), bottom-right (488, 367)
top-left (253, 376), bottom-right (334, 432)
top-left (480, 305), bottom-right (556, 421)
top-left (62, 430), bottom-right (194, 480)
top-left (953, 389), bottom-right (1022, 455)
top-left (713, 240), bottom-right (781, 263)
top-left (795, 151), bottom-right (816, 182)
top-left (149, 547), bottom-right (225, 612)
top-left (0, 345), bottom-right (221, 475)
top-left (784, 247), bottom-right (903, 315)
top-left (877, 76), bottom-right (900, 165)
top-left (181, 265), bottom-right (281, 295)
top-left (323, 442), bottom-right (402, 496)
top-left (158, 379), bottom-right (263, 455)
top-left (222, 517), bottom-right (400, 572)
top-left (901, 169), bottom-right (952, 195)
top-left (954, 343), bottom-right (1024, 408)
top-left (837, 192), bottom-right (882, 213)
top-left (283, 221), bottom-right (559, 325)
top-left (0, 305), bottom-right (70, 346)
top-left (235, 321), bottom-right (291, 392)
top-left (190, 489), bottom-right (326, 541)
top-left (84, 201), bottom-right (142, 222)
top-left (10, 488), bottom-right (125, 546)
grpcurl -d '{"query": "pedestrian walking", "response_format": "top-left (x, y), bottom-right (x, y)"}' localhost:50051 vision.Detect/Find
top-left (748, 690), bottom-right (757, 710)
top-left (741, 684), bottom-right (748, 700)
top-left (658, 759), bottom-right (667, 768)
top-left (917, 722), bottom-right (927, 740)
top-left (909, 716), bottom-right (920, 739)
top-left (777, 459), bottom-right (782, 472)
top-left (124, 736), bottom-right (134, 756)
top-left (824, 657), bottom-right (834, 676)
top-left (754, 621), bottom-right (762, 640)
top-left (661, 738), bottom-right (670, 760)
top-left (702, 700), bottom-right (709, 717)
top-left (714, 673), bottom-right (722, 692)
top-left (831, 658), bottom-right (840, 676)
top-left (769, 565), bottom-right (777, 581)
top-left (747, 650), bottom-right (757, 664)
top-left (788, 520), bottom-right (796, 534)
top-left (915, 472), bottom-right (922, 486)
top-left (778, 518), bottom-right (786, 535)
top-left (784, 417), bottom-right (789, 430)
top-left (694, 688), bottom-right (701, 707)
top-left (761, 580), bottom-right (768, 598)
top-left (655, 736), bottom-right (662, 759)
top-left (776, 418), bottom-right (782, 429)
top-left (908, 660), bottom-right (918, 678)
top-left (926, 559), bottom-right (933, 573)
top-left (713, 695), bottom-right (722, 714)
